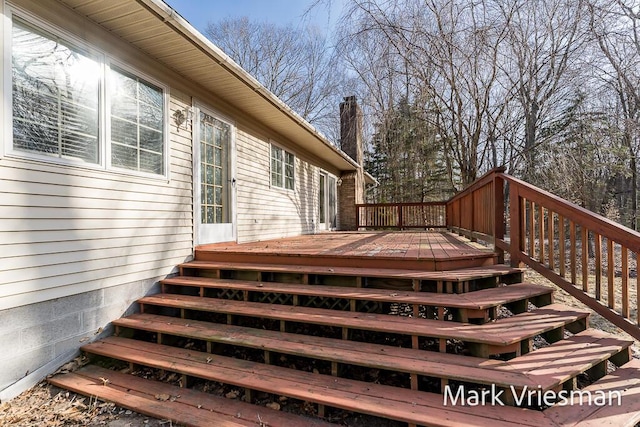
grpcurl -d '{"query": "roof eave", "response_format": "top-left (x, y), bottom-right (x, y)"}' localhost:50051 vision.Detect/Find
top-left (136, 0), bottom-right (360, 172)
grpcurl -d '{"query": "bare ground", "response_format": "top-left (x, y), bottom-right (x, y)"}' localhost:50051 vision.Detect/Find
top-left (0, 380), bottom-right (173, 427)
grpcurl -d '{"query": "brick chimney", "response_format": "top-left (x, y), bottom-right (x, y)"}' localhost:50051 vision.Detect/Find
top-left (340, 96), bottom-right (364, 165)
top-left (338, 96), bottom-right (365, 231)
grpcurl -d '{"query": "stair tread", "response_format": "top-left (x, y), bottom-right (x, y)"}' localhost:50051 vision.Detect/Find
top-left (114, 313), bottom-right (535, 389)
top-left (544, 358), bottom-right (640, 427)
top-left (162, 276), bottom-right (552, 309)
top-left (49, 365), bottom-right (334, 427)
top-left (81, 336), bottom-right (555, 427)
top-left (115, 314), bottom-right (630, 392)
top-left (503, 329), bottom-right (633, 384)
top-left (181, 260), bottom-right (524, 282)
top-left (139, 294), bottom-right (589, 347)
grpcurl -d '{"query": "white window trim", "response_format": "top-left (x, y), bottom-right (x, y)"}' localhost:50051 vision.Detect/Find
top-left (269, 141), bottom-right (295, 191)
top-left (1, 1), bottom-right (8, 161)
top-left (3, 5), bottom-right (170, 181)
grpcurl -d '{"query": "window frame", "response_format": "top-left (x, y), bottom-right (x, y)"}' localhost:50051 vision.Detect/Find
top-left (270, 142), bottom-right (295, 191)
top-left (3, 6), bottom-right (170, 181)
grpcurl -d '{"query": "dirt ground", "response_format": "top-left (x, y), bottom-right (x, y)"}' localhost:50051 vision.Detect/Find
top-left (1, 267), bottom-right (639, 427)
top-left (0, 381), bottom-right (172, 427)
top-left (0, 380), bottom-right (399, 427)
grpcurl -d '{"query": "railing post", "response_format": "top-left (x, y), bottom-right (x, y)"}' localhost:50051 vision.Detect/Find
top-left (509, 184), bottom-right (524, 267)
top-left (398, 204), bottom-right (404, 230)
top-left (458, 198), bottom-right (462, 235)
top-left (494, 174), bottom-right (505, 263)
top-left (355, 204), bottom-right (360, 231)
top-left (445, 203), bottom-right (449, 228)
top-left (470, 191), bottom-right (476, 242)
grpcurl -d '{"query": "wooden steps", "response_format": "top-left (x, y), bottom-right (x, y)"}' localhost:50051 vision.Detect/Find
top-left (113, 312), bottom-right (535, 390)
top-left (79, 336), bottom-right (556, 427)
top-left (544, 358), bottom-right (640, 427)
top-left (48, 248), bottom-right (640, 426)
top-left (113, 313), bottom-right (632, 394)
top-left (49, 365), bottom-right (335, 427)
top-left (138, 294), bottom-right (588, 357)
top-left (504, 329), bottom-right (632, 384)
top-left (180, 261), bottom-right (525, 293)
top-left (162, 277), bottom-right (553, 322)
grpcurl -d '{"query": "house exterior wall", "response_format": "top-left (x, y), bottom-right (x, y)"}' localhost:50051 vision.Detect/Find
top-left (338, 170), bottom-right (364, 231)
top-left (0, 0), bottom-right (196, 396)
top-left (235, 130), bottom-right (323, 243)
top-left (0, 0), bottom-right (343, 399)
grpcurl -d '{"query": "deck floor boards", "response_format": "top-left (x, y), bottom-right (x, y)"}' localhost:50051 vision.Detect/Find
top-left (195, 231), bottom-right (496, 270)
top-left (48, 227), bottom-right (640, 426)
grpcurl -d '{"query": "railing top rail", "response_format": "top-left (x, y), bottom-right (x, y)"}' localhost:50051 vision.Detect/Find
top-left (356, 202), bottom-right (447, 208)
top-left (447, 166), bottom-right (506, 204)
top-left (501, 173), bottom-right (640, 253)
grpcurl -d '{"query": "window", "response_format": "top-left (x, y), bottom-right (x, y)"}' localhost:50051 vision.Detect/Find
top-left (8, 16), bottom-right (167, 177)
top-left (200, 112), bottom-right (231, 224)
top-left (270, 144), bottom-right (295, 190)
top-left (110, 68), bottom-right (164, 175)
top-left (11, 20), bottom-right (100, 164)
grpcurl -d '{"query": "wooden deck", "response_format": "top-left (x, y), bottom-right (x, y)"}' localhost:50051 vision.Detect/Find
top-left (49, 229), bottom-right (640, 426)
top-left (196, 231), bottom-right (497, 270)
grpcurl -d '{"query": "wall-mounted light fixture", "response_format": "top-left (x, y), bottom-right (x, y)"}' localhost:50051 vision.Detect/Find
top-left (173, 106), bottom-right (194, 130)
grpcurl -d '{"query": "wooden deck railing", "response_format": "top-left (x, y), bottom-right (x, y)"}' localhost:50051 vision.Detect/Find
top-left (356, 202), bottom-right (447, 229)
top-left (447, 167), bottom-right (506, 260)
top-left (446, 168), bottom-right (640, 341)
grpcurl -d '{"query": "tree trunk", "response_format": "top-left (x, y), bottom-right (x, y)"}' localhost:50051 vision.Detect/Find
top-left (631, 152), bottom-right (637, 230)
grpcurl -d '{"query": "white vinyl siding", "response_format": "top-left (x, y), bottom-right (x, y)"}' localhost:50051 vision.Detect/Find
top-left (237, 131), bottom-right (318, 243)
top-left (0, 90), bottom-right (193, 311)
top-left (0, 6), bottom-right (190, 312)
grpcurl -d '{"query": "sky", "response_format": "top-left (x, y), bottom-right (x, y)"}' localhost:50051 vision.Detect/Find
top-left (163, 0), bottom-right (344, 35)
